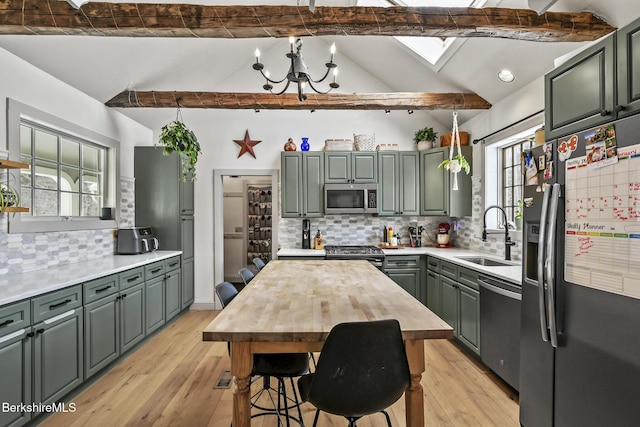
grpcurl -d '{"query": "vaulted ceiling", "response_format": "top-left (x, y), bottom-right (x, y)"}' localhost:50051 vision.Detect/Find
top-left (0, 0), bottom-right (638, 130)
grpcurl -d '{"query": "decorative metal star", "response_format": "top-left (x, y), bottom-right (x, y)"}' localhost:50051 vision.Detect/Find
top-left (234, 130), bottom-right (261, 159)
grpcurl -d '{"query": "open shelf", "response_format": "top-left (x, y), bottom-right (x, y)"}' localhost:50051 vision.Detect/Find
top-left (0, 159), bottom-right (30, 169)
top-left (2, 207), bottom-right (29, 213)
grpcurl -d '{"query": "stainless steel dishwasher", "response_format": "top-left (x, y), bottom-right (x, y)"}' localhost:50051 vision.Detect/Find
top-left (479, 274), bottom-right (522, 391)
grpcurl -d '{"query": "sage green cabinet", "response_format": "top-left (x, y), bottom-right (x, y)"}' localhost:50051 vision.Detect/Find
top-left (33, 308), bottom-right (84, 406)
top-left (383, 255), bottom-right (424, 304)
top-left (426, 269), bottom-right (442, 317)
top-left (84, 293), bottom-right (119, 378)
top-left (324, 152), bottom-right (377, 183)
top-left (420, 147), bottom-right (472, 217)
top-left (281, 152), bottom-right (324, 218)
top-left (440, 275), bottom-right (459, 334)
top-left (545, 34), bottom-right (615, 139)
top-left (617, 17), bottom-right (640, 118)
top-left (181, 258), bottom-right (195, 310)
top-left (135, 146), bottom-right (194, 312)
top-left (120, 282), bottom-right (145, 353)
top-left (0, 301), bottom-right (32, 427)
top-left (378, 152), bottom-right (420, 216)
top-left (145, 276), bottom-right (165, 335)
top-left (458, 282), bottom-right (480, 353)
top-left (165, 269), bottom-right (182, 322)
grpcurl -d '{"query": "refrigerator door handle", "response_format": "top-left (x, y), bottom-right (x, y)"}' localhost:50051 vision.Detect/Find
top-left (538, 183), bottom-right (551, 342)
top-left (546, 183), bottom-right (561, 348)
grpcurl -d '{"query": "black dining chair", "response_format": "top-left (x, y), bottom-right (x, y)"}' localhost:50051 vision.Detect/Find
top-left (297, 319), bottom-right (410, 427)
top-left (214, 281), bottom-right (309, 427)
top-left (253, 257), bottom-right (266, 272)
top-left (238, 267), bottom-right (255, 286)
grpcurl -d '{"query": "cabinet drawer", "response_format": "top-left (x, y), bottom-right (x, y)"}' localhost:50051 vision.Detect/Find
top-left (165, 256), bottom-right (181, 272)
top-left (0, 300), bottom-right (31, 336)
top-left (84, 275), bottom-right (119, 304)
top-left (384, 255), bottom-right (420, 269)
top-left (145, 261), bottom-right (165, 280)
top-left (426, 256), bottom-right (440, 271)
top-left (119, 267), bottom-right (144, 290)
top-left (458, 267), bottom-right (479, 291)
top-left (440, 260), bottom-right (458, 279)
top-left (32, 285), bottom-right (82, 323)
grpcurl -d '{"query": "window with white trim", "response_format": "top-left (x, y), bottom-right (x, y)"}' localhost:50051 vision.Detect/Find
top-left (501, 138), bottom-right (533, 223)
top-left (7, 98), bottom-right (119, 233)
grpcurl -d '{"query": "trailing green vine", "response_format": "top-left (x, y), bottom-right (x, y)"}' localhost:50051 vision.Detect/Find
top-left (158, 108), bottom-right (201, 182)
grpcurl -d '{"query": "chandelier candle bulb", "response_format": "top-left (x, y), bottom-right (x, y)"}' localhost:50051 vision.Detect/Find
top-left (289, 37), bottom-right (295, 52)
top-left (255, 48), bottom-right (260, 64)
top-left (330, 43), bottom-right (336, 63)
top-left (333, 69), bottom-right (338, 83)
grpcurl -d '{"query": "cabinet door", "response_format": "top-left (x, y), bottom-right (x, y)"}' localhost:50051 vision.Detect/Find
top-left (181, 216), bottom-right (194, 260)
top-left (386, 269), bottom-right (420, 301)
top-left (617, 17), bottom-right (640, 118)
top-left (426, 270), bottom-right (442, 317)
top-left (324, 152), bottom-right (351, 183)
top-left (84, 296), bottom-right (119, 379)
top-left (458, 283), bottom-right (481, 355)
top-left (420, 149), bottom-right (448, 216)
top-left (377, 152), bottom-right (399, 216)
top-left (281, 152), bottom-right (303, 217)
top-left (146, 277), bottom-right (165, 334)
top-left (545, 34), bottom-right (615, 139)
top-left (302, 152), bottom-right (324, 217)
top-left (181, 258), bottom-right (195, 310)
top-left (440, 276), bottom-right (459, 334)
top-left (399, 152), bottom-right (420, 215)
top-left (0, 329), bottom-right (32, 427)
top-left (165, 270), bottom-right (182, 321)
top-left (180, 178), bottom-right (194, 215)
top-left (33, 309), bottom-right (83, 406)
top-left (120, 283), bottom-right (145, 353)
top-left (351, 152), bottom-right (377, 183)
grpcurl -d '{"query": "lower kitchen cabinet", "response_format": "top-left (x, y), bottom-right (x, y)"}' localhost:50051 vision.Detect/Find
top-left (145, 276), bottom-right (165, 335)
top-left (181, 258), bottom-right (195, 310)
top-left (426, 257), bottom-right (481, 355)
top-left (84, 295), bottom-right (119, 379)
top-left (383, 255), bottom-right (424, 304)
top-left (165, 269), bottom-right (182, 321)
top-left (33, 308), bottom-right (84, 406)
top-left (120, 282), bottom-right (145, 353)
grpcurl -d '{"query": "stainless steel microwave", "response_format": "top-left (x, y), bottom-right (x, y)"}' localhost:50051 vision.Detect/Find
top-left (324, 183), bottom-right (378, 214)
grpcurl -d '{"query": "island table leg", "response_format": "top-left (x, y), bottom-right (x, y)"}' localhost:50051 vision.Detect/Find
top-left (231, 342), bottom-right (253, 427)
top-left (405, 339), bottom-right (426, 427)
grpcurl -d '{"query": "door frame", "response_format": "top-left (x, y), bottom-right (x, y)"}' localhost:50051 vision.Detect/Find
top-left (213, 169), bottom-right (278, 308)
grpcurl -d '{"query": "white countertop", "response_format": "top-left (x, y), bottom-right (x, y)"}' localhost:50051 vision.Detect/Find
top-left (0, 251), bottom-right (182, 307)
top-left (277, 246), bottom-right (522, 284)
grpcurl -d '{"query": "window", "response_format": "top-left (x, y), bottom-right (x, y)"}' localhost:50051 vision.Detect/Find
top-left (19, 121), bottom-right (107, 218)
top-left (501, 138), bottom-right (533, 223)
top-left (7, 99), bottom-right (119, 233)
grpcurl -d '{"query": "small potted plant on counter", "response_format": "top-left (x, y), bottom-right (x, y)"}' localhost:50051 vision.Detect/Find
top-left (414, 126), bottom-right (438, 150)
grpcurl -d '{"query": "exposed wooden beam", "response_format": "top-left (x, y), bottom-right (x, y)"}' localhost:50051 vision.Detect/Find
top-left (0, 2), bottom-right (614, 42)
top-left (105, 91), bottom-right (492, 110)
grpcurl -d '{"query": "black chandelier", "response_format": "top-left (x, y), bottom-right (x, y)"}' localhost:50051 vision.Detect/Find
top-left (252, 37), bottom-right (339, 102)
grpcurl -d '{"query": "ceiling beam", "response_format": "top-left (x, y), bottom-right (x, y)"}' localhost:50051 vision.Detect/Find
top-left (0, 2), bottom-right (614, 42)
top-left (105, 91), bottom-right (492, 110)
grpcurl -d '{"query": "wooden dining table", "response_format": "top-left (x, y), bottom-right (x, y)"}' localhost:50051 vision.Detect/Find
top-left (202, 259), bottom-right (454, 427)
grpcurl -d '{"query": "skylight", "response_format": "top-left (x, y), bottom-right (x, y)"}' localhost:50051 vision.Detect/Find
top-left (356, 0), bottom-right (488, 66)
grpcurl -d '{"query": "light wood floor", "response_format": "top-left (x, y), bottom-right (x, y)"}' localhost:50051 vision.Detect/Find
top-left (39, 310), bottom-right (519, 427)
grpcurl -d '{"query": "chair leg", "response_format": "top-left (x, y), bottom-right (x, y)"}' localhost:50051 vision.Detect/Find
top-left (311, 409), bottom-right (321, 427)
top-left (380, 410), bottom-right (392, 427)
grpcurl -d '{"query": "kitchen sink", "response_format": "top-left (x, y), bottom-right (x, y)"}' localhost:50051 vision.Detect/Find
top-left (455, 256), bottom-right (515, 267)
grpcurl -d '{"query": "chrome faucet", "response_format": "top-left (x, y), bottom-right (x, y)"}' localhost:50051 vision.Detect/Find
top-left (482, 205), bottom-right (516, 260)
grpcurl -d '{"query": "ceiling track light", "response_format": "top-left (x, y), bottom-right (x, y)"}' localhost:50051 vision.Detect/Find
top-left (385, 109), bottom-right (391, 114)
top-left (408, 110), bottom-right (414, 114)
top-left (253, 37), bottom-right (339, 102)
top-left (254, 109), bottom-right (260, 113)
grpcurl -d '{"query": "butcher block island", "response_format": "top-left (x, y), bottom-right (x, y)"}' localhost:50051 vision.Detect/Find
top-left (203, 259), bottom-right (453, 427)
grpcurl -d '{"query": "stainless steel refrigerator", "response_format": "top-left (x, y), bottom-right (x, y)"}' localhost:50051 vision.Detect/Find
top-left (520, 114), bottom-right (640, 426)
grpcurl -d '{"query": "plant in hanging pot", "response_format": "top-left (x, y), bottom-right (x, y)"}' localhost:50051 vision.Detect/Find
top-left (158, 119), bottom-right (201, 182)
top-left (414, 126), bottom-right (438, 150)
top-left (438, 153), bottom-right (471, 175)
top-left (0, 175), bottom-right (21, 216)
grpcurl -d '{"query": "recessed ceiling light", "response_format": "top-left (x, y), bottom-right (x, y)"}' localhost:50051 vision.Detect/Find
top-left (498, 69), bottom-right (515, 83)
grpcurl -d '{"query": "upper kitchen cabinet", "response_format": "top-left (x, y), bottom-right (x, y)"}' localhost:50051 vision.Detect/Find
top-left (378, 151), bottom-right (420, 216)
top-left (134, 147), bottom-right (194, 309)
top-left (324, 152), bottom-right (377, 183)
top-left (420, 147), bottom-right (472, 217)
top-left (281, 152), bottom-right (324, 218)
top-left (617, 17), bottom-right (640, 118)
top-left (545, 34), bottom-right (615, 140)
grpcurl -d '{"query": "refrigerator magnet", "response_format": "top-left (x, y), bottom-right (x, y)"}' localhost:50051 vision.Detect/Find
top-left (558, 134), bottom-right (578, 162)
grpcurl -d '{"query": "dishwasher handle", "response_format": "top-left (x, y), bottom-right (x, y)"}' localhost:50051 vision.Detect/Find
top-left (478, 276), bottom-right (522, 301)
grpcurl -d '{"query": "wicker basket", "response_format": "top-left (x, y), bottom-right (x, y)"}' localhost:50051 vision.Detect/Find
top-left (440, 131), bottom-right (470, 147)
top-left (324, 139), bottom-right (353, 151)
top-left (354, 134), bottom-right (376, 151)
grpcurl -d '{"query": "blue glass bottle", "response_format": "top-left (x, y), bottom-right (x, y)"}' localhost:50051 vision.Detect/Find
top-left (301, 137), bottom-right (310, 151)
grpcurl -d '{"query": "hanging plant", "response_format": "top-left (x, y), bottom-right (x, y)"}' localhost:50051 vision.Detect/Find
top-left (158, 104), bottom-right (201, 182)
top-left (438, 111), bottom-right (470, 191)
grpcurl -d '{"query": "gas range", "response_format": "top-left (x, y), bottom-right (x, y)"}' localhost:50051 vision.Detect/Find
top-left (324, 245), bottom-right (385, 268)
